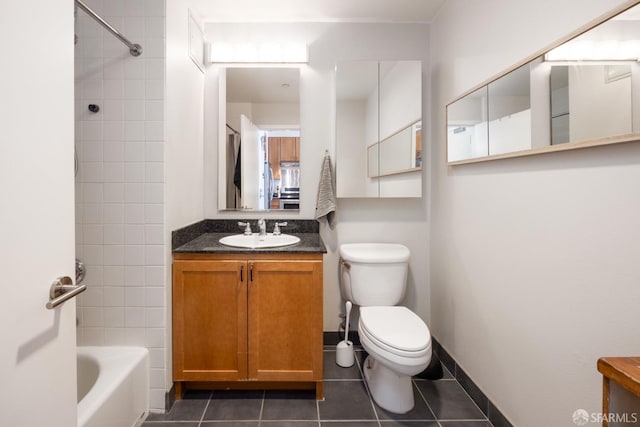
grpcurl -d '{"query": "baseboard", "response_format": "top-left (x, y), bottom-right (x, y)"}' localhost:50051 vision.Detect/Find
top-left (431, 337), bottom-right (513, 427)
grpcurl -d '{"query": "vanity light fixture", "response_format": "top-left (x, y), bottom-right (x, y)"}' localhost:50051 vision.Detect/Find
top-left (545, 39), bottom-right (640, 61)
top-left (209, 42), bottom-right (308, 63)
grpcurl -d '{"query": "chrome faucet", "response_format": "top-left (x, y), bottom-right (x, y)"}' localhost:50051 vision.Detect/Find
top-left (257, 218), bottom-right (267, 236)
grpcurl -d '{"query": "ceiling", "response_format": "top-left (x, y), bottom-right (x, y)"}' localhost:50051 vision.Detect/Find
top-left (191, 0), bottom-right (447, 23)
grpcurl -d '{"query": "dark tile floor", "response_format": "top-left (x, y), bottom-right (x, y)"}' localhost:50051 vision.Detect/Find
top-left (143, 347), bottom-right (493, 427)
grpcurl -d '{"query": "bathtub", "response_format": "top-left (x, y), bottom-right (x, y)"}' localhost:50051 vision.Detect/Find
top-left (77, 346), bottom-right (149, 427)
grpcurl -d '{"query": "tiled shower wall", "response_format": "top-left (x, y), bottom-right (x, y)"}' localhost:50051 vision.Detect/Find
top-left (74, 0), bottom-right (166, 411)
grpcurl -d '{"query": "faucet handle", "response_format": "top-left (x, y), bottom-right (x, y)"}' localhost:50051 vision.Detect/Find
top-left (273, 221), bottom-right (287, 235)
top-left (238, 221), bottom-right (252, 235)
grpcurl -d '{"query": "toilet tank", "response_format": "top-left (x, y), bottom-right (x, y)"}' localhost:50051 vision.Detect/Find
top-left (339, 243), bottom-right (410, 306)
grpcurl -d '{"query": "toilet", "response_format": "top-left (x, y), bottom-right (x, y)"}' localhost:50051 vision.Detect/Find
top-left (339, 243), bottom-right (431, 414)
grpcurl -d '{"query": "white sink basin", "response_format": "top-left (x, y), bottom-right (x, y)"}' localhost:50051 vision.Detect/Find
top-left (219, 233), bottom-right (301, 249)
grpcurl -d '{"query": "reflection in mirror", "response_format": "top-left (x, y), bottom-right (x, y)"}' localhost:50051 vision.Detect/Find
top-left (370, 121), bottom-right (422, 177)
top-left (487, 63), bottom-right (531, 155)
top-left (336, 60), bottom-right (422, 198)
top-left (447, 2), bottom-right (640, 164)
top-left (222, 67), bottom-right (300, 211)
top-left (550, 64), bottom-right (633, 144)
top-left (336, 61), bottom-right (380, 198)
top-left (447, 86), bottom-right (488, 162)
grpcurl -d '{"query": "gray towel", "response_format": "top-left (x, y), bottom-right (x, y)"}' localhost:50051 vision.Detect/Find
top-left (315, 153), bottom-right (336, 229)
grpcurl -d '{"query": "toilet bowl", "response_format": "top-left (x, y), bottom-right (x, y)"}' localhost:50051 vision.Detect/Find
top-left (338, 243), bottom-right (432, 414)
top-left (358, 306), bottom-right (431, 413)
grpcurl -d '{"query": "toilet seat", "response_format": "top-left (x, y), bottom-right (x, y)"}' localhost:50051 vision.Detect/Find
top-left (359, 306), bottom-right (430, 358)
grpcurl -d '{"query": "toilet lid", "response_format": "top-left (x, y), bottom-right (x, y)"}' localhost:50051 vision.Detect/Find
top-left (359, 306), bottom-right (430, 353)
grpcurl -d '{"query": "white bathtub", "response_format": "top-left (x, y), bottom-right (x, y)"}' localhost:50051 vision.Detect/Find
top-left (77, 346), bottom-right (149, 427)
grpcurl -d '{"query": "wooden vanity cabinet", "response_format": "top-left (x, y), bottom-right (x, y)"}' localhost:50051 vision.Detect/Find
top-left (173, 253), bottom-right (323, 399)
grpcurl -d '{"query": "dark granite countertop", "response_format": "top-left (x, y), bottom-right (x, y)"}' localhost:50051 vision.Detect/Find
top-left (172, 219), bottom-right (326, 254)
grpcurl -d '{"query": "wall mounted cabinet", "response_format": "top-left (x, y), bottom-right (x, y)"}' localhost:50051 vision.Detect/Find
top-left (336, 60), bottom-right (422, 198)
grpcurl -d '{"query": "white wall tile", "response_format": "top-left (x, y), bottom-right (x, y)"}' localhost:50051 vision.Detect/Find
top-left (103, 203), bottom-right (124, 224)
top-left (146, 328), bottom-right (165, 347)
top-left (104, 244), bottom-right (125, 265)
top-left (144, 204), bottom-right (163, 224)
top-left (103, 121), bottom-right (124, 140)
top-left (103, 60), bottom-right (125, 80)
top-left (125, 183), bottom-right (145, 202)
top-left (82, 121), bottom-right (104, 141)
top-left (142, 37), bottom-right (164, 58)
top-left (125, 100), bottom-right (146, 121)
top-left (146, 308), bottom-right (164, 327)
top-left (83, 142), bottom-right (104, 162)
top-left (102, 0), bottom-right (124, 17)
top-left (125, 307), bottom-right (146, 327)
top-left (83, 225), bottom-right (103, 245)
top-left (145, 101), bottom-right (164, 121)
top-left (145, 162), bottom-right (164, 183)
top-left (145, 287), bottom-right (164, 307)
top-left (103, 182), bottom-right (125, 202)
top-left (145, 0), bottom-right (165, 17)
top-left (145, 142), bottom-right (163, 161)
top-left (150, 368), bottom-right (165, 388)
top-left (125, 57), bottom-right (146, 80)
top-left (103, 79), bottom-right (124, 100)
top-left (125, 142), bottom-right (146, 161)
top-left (104, 224), bottom-right (124, 244)
top-left (148, 347), bottom-right (165, 369)
top-left (80, 183), bottom-right (103, 205)
top-left (103, 161), bottom-right (125, 182)
top-left (145, 79), bottom-right (163, 99)
top-left (102, 99), bottom-right (124, 121)
top-left (145, 183), bottom-right (163, 203)
top-left (125, 266), bottom-right (146, 286)
top-left (83, 204), bottom-right (103, 224)
top-left (125, 204), bottom-right (146, 224)
top-left (125, 80), bottom-right (146, 100)
top-left (104, 308), bottom-right (125, 328)
top-left (103, 142), bottom-right (125, 162)
top-left (145, 17), bottom-right (165, 38)
top-left (125, 224), bottom-right (145, 244)
top-left (83, 244), bottom-right (103, 265)
top-left (145, 121), bottom-right (164, 141)
top-left (104, 286), bottom-right (125, 307)
top-left (125, 162), bottom-right (146, 182)
top-left (125, 0), bottom-right (146, 18)
top-left (145, 245), bottom-right (164, 266)
top-left (125, 327), bottom-right (146, 346)
top-left (104, 328), bottom-right (125, 345)
top-left (125, 245), bottom-right (146, 265)
top-left (125, 286), bottom-right (145, 306)
top-left (103, 266), bottom-right (125, 286)
top-left (145, 266), bottom-right (164, 287)
top-left (125, 121), bottom-right (145, 140)
top-left (145, 224), bottom-right (164, 244)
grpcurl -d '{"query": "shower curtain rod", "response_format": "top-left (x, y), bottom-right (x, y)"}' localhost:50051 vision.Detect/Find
top-left (75, 0), bottom-right (143, 57)
top-left (226, 124), bottom-right (239, 134)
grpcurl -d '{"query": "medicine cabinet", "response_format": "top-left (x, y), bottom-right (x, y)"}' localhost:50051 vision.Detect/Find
top-left (336, 61), bottom-right (422, 198)
top-left (447, 1), bottom-right (640, 164)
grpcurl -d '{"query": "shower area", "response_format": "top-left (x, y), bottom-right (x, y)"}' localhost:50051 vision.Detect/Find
top-left (74, 0), bottom-right (167, 412)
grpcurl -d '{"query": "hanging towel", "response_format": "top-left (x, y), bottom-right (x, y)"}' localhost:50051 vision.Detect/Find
top-left (315, 152), bottom-right (336, 229)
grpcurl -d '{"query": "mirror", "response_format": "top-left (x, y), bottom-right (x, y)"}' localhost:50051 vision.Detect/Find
top-left (447, 2), bottom-right (640, 164)
top-left (336, 60), bottom-right (422, 198)
top-left (220, 67), bottom-right (301, 210)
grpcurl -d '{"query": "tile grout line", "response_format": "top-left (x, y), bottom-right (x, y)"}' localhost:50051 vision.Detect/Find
top-left (197, 391), bottom-right (213, 427)
top-left (412, 377), bottom-right (439, 423)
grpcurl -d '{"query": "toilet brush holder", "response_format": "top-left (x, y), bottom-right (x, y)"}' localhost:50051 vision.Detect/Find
top-left (336, 340), bottom-right (355, 367)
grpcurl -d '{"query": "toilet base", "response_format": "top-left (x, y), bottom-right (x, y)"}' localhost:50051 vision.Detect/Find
top-left (362, 355), bottom-right (415, 414)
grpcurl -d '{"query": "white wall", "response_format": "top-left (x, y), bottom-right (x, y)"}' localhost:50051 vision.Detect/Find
top-left (165, 0), bottom-right (206, 404)
top-left (74, 0), bottom-right (167, 411)
top-left (203, 22), bottom-right (430, 331)
top-left (430, 1), bottom-right (640, 426)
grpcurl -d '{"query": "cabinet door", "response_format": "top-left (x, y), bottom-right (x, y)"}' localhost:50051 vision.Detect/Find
top-left (280, 137), bottom-right (299, 161)
top-left (173, 260), bottom-right (247, 381)
top-left (247, 260), bottom-right (323, 381)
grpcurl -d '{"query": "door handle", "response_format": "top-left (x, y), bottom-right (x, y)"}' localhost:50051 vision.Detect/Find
top-left (46, 276), bottom-right (87, 309)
